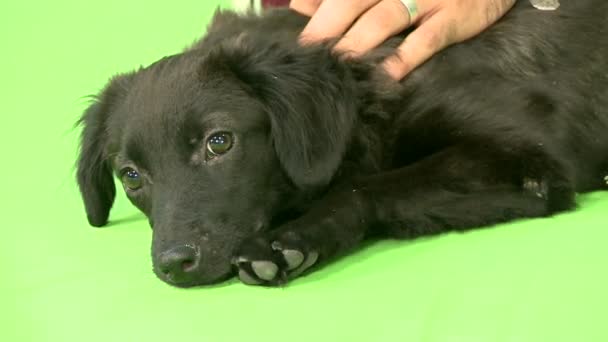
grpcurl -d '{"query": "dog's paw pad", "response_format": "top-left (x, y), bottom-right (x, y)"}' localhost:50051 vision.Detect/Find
top-left (251, 260), bottom-right (279, 281)
top-left (272, 241), bottom-right (305, 270)
top-left (289, 251), bottom-right (319, 278)
top-left (234, 232), bottom-right (320, 286)
top-left (282, 249), bottom-right (305, 270)
top-left (238, 269), bottom-right (263, 285)
top-left (270, 240), bottom-right (318, 275)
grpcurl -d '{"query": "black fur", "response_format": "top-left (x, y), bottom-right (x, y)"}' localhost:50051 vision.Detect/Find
top-left (77, 1), bottom-right (608, 287)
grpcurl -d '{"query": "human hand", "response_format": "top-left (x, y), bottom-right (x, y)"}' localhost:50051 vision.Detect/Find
top-left (290, 0), bottom-right (516, 80)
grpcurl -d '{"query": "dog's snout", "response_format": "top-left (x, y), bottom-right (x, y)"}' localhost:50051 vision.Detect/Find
top-left (158, 245), bottom-right (199, 286)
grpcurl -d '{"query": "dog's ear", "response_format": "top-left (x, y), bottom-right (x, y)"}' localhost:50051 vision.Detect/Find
top-left (76, 75), bottom-right (131, 227)
top-left (203, 40), bottom-right (358, 190)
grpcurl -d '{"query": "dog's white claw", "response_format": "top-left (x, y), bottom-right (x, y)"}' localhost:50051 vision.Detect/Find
top-left (530, 0), bottom-right (560, 11)
top-left (233, 256), bottom-right (248, 265)
top-left (251, 261), bottom-right (279, 281)
top-left (523, 177), bottom-right (538, 189)
top-left (523, 177), bottom-right (548, 198)
top-left (523, 177), bottom-right (541, 198)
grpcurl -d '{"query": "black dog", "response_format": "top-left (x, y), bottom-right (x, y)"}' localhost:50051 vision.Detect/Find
top-left (77, 0), bottom-right (608, 287)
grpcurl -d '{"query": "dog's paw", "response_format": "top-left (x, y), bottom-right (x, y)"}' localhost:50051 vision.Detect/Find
top-left (523, 176), bottom-right (549, 198)
top-left (232, 231), bottom-right (319, 286)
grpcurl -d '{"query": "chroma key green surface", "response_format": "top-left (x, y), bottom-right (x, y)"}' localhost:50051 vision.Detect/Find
top-left (1, 1), bottom-right (607, 341)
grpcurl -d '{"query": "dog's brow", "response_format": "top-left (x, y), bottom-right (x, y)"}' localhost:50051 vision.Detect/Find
top-left (184, 111), bottom-right (233, 135)
top-left (198, 111), bottom-right (231, 125)
top-left (124, 139), bottom-right (149, 171)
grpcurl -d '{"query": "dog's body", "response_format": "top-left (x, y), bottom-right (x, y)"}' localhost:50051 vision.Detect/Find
top-left (77, 0), bottom-right (608, 287)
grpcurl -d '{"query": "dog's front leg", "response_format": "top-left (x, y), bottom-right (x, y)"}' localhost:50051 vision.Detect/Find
top-left (232, 182), bottom-right (375, 286)
top-left (233, 143), bottom-right (573, 286)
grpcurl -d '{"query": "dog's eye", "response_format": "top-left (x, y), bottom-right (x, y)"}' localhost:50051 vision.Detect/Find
top-left (121, 168), bottom-right (143, 190)
top-left (206, 132), bottom-right (233, 158)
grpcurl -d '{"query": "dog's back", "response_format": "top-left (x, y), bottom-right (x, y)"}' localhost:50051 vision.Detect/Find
top-left (388, 0), bottom-right (608, 192)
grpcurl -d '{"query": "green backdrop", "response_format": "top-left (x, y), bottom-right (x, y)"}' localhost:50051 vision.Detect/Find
top-left (1, 1), bottom-right (607, 341)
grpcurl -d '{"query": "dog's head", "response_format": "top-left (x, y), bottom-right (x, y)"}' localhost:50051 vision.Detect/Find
top-left (76, 11), bottom-right (360, 287)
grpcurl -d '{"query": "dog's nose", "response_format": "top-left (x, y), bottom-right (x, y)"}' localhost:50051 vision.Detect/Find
top-left (158, 245), bottom-right (199, 285)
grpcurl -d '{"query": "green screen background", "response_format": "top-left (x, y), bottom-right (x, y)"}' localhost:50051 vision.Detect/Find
top-left (1, 1), bottom-right (607, 341)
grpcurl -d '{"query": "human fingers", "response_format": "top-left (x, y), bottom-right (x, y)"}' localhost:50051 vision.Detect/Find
top-left (334, 0), bottom-right (413, 56)
top-left (289, 0), bottom-right (323, 17)
top-left (299, 0), bottom-right (381, 43)
top-left (382, 13), bottom-right (453, 80)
